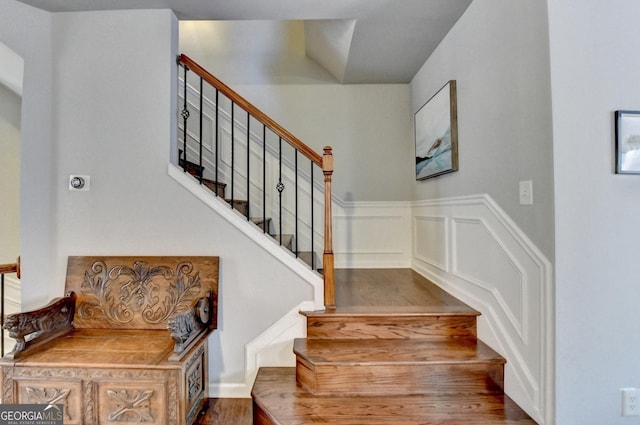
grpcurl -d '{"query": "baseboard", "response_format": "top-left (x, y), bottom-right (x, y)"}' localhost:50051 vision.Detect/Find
top-left (208, 301), bottom-right (313, 398)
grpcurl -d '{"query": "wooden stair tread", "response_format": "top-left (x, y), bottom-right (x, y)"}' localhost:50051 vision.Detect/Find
top-left (200, 178), bottom-right (226, 187)
top-left (294, 337), bottom-right (504, 365)
top-left (271, 233), bottom-right (293, 247)
top-left (226, 198), bottom-right (248, 205)
top-left (252, 368), bottom-right (537, 425)
top-left (302, 304), bottom-right (479, 317)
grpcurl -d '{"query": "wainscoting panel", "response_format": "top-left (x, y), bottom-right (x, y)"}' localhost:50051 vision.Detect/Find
top-left (334, 201), bottom-right (412, 269)
top-left (412, 195), bottom-right (552, 425)
top-left (2, 276), bottom-right (20, 354)
top-left (413, 216), bottom-right (448, 272)
top-left (452, 217), bottom-right (526, 340)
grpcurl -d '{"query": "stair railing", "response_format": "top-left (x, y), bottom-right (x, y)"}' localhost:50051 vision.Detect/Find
top-left (177, 54), bottom-right (335, 309)
top-left (0, 256), bottom-right (20, 356)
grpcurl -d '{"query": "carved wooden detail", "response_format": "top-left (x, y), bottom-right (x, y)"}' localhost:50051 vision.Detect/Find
top-left (3, 291), bottom-right (76, 359)
top-left (84, 381), bottom-right (95, 425)
top-left (168, 294), bottom-right (211, 358)
top-left (184, 346), bottom-right (206, 425)
top-left (107, 389), bottom-right (154, 422)
top-left (24, 387), bottom-right (72, 421)
top-left (77, 260), bottom-right (202, 327)
top-left (167, 370), bottom-right (179, 425)
top-left (66, 256), bottom-right (219, 330)
top-left (188, 361), bottom-right (202, 402)
top-left (0, 256), bottom-right (218, 425)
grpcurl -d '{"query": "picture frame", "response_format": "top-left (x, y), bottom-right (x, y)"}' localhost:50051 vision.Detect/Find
top-left (615, 110), bottom-right (640, 174)
top-left (414, 80), bottom-right (458, 180)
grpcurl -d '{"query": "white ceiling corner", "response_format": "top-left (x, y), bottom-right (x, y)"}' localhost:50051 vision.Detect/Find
top-left (304, 19), bottom-right (356, 83)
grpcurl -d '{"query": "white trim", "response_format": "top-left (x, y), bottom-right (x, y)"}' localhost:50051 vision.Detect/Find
top-left (411, 194), bottom-right (553, 425)
top-left (451, 216), bottom-right (528, 342)
top-left (208, 301), bottom-right (313, 398)
top-left (2, 276), bottom-right (20, 311)
top-left (170, 169), bottom-right (552, 422)
top-left (168, 164), bottom-right (324, 310)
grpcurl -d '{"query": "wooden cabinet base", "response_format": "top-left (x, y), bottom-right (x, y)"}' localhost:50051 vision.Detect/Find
top-left (0, 336), bottom-right (208, 425)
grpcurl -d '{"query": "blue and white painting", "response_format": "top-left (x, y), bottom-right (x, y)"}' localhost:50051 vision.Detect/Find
top-left (415, 81), bottom-right (457, 180)
top-left (617, 111), bottom-right (640, 174)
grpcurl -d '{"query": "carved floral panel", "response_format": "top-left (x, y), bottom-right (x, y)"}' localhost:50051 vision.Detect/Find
top-left (79, 260), bottom-right (201, 326)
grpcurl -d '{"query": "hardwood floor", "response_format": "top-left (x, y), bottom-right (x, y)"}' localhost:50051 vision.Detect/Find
top-left (196, 398), bottom-right (252, 425)
top-left (334, 268), bottom-right (470, 308)
top-left (200, 269), bottom-right (537, 424)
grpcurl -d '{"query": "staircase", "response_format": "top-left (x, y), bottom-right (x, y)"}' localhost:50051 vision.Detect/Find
top-left (175, 57), bottom-right (537, 423)
top-left (179, 154), bottom-right (300, 256)
top-left (251, 269), bottom-right (537, 424)
top-left (177, 54), bottom-right (335, 307)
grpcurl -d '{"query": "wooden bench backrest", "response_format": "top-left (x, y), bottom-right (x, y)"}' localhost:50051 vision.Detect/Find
top-left (65, 256), bottom-right (219, 330)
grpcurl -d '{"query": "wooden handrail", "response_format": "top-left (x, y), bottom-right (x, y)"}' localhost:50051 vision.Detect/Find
top-left (178, 54), bottom-right (323, 166)
top-left (178, 55), bottom-right (335, 310)
top-left (0, 256), bottom-right (19, 277)
top-left (0, 263), bottom-right (17, 275)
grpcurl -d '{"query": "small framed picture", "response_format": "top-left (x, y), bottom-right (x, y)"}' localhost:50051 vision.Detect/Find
top-left (615, 110), bottom-right (640, 174)
top-left (414, 80), bottom-right (458, 180)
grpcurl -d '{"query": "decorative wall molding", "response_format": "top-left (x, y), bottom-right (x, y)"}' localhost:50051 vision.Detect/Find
top-left (3, 276), bottom-right (20, 313)
top-left (171, 165), bottom-right (551, 423)
top-left (411, 194), bottom-right (553, 425)
top-left (413, 215), bottom-right (448, 272)
top-left (333, 201), bottom-right (412, 269)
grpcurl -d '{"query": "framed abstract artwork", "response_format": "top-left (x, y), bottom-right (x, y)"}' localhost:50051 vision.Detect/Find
top-left (415, 80), bottom-right (458, 180)
top-left (615, 110), bottom-right (640, 174)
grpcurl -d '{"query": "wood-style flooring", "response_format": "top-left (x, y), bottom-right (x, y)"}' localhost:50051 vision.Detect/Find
top-left (196, 398), bottom-right (252, 425)
top-left (197, 269), bottom-right (537, 424)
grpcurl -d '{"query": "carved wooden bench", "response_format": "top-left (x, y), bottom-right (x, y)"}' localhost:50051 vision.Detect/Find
top-left (0, 256), bottom-right (219, 425)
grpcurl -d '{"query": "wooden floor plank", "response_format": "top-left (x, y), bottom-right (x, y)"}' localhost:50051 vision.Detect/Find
top-left (196, 398), bottom-right (252, 425)
top-left (334, 268), bottom-right (473, 309)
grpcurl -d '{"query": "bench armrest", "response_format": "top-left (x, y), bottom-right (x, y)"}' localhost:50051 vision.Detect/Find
top-left (3, 291), bottom-right (77, 359)
top-left (167, 292), bottom-right (212, 361)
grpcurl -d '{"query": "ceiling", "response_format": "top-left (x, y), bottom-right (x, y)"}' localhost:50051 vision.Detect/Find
top-left (17, 0), bottom-right (473, 83)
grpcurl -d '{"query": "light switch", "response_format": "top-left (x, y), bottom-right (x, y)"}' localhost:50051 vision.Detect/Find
top-left (519, 180), bottom-right (533, 205)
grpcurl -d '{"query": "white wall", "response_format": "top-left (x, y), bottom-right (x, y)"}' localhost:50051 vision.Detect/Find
top-left (548, 0), bottom-right (640, 423)
top-left (43, 9), bottom-right (313, 393)
top-left (410, 0), bottom-right (555, 259)
top-left (409, 1), bottom-right (555, 422)
top-left (180, 21), bottom-right (414, 202)
top-left (0, 82), bottom-right (20, 265)
top-left (0, 41), bottom-right (23, 96)
top-left (0, 0), bottom-right (54, 309)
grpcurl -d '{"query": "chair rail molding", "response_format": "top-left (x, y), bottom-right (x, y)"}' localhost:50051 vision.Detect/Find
top-left (411, 193), bottom-right (553, 425)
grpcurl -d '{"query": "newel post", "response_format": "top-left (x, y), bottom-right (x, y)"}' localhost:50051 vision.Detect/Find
top-left (322, 146), bottom-right (336, 309)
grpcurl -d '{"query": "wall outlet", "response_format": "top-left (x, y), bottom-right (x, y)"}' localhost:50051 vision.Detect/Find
top-left (622, 388), bottom-right (640, 416)
top-left (519, 180), bottom-right (533, 205)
